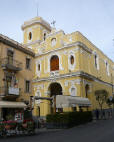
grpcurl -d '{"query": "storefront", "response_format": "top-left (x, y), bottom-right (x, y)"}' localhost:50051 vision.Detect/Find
top-left (0, 101), bottom-right (26, 121)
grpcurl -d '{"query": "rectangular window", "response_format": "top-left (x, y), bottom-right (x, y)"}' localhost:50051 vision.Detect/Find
top-left (106, 61), bottom-right (110, 76)
top-left (7, 50), bottom-right (13, 65)
top-left (94, 54), bottom-right (99, 70)
top-left (95, 55), bottom-right (97, 68)
top-left (25, 80), bottom-right (30, 93)
top-left (26, 58), bottom-right (31, 69)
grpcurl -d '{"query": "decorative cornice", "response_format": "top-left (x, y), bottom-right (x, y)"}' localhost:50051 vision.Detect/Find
top-left (77, 31), bottom-right (114, 63)
top-left (35, 41), bottom-right (92, 57)
top-left (0, 34), bottom-right (35, 57)
top-left (24, 40), bottom-right (41, 46)
top-left (46, 30), bottom-right (65, 38)
top-left (21, 17), bottom-right (51, 31)
top-left (34, 84), bottom-right (44, 89)
top-left (32, 71), bottom-right (83, 82)
top-left (33, 71), bottom-right (113, 87)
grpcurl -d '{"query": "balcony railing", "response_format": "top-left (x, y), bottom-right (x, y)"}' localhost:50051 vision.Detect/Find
top-left (1, 58), bottom-right (22, 71)
top-left (0, 86), bottom-right (20, 97)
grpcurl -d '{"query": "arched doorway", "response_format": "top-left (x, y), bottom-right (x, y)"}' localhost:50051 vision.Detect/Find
top-left (49, 82), bottom-right (62, 97)
top-left (50, 55), bottom-right (59, 71)
top-left (48, 82), bottom-right (63, 113)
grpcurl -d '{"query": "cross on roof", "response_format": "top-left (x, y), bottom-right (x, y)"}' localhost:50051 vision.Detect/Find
top-left (51, 20), bottom-right (56, 27)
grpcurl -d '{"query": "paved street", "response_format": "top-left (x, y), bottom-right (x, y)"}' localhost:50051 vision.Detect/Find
top-left (1, 117), bottom-right (114, 142)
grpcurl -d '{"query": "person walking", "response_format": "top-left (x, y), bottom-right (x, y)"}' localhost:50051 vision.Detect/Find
top-left (108, 110), bottom-right (111, 119)
top-left (102, 110), bottom-right (105, 120)
top-left (95, 109), bottom-right (99, 120)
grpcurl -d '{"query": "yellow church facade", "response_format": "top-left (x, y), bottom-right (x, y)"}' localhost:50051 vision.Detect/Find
top-left (22, 17), bottom-right (114, 119)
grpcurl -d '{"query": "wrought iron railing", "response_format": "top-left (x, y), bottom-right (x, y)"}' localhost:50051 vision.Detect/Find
top-left (1, 57), bottom-right (22, 70)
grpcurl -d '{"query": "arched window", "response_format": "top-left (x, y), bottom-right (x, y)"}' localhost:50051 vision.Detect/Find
top-left (38, 64), bottom-right (40, 71)
top-left (50, 55), bottom-right (59, 71)
top-left (94, 53), bottom-right (99, 70)
top-left (85, 84), bottom-right (89, 98)
top-left (105, 61), bottom-right (109, 75)
top-left (51, 38), bottom-right (56, 46)
top-left (28, 32), bottom-right (32, 40)
top-left (95, 54), bottom-right (97, 68)
top-left (44, 33), bottom-right (46, 41)
top-left (70, 55), bottom-right (74, 65)
top-left (35, 91), bottom-right (41, 104)
top-left (71, 88), bottom-right (76, 96)
top-left (68, 53), bottom-right (76, 71)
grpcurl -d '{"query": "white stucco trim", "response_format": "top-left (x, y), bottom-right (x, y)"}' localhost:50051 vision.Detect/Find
top-left (28, 46), bottom-right (32, 49)
top-left (43, 29), bottom-right (48, 41)
top-left (36, 59), bottom-right (41, 77)
top-left (24, 40), bottom-right (41, 46)
top-left (69, 36), bottom-right (72, 42)
top-left (21, 17), bottom-right (51, 31)
top-left (34, 84), bottom-right (44, 90)
top-left (46, 30), bottom-right (65, 38)
top-left (47, 52), bottom-right (63, 72)
top-left (33, 71), bottom-right (112, 87)
top-left (69, 85), bottom-right (77, 96)
top-left (35, 41), bottom-right (92, 57)
top-left (27, 28), bottom-right (33, 43)
top-left (35, 90), bottom-right (41, 104)
top-left (93, 51), bottom-right (100, 70)
top-left (84, 80), bottom-right (92, 93)
top-left (104, 60), bottom-right (110, 76)
top-left (65, 79), bottom-right (82, 87)
top-left (51, 38), bottom-right (56, 47)
top-left (46, 81), bottom-right (64, 96)
top-left (68, 51), bottom-right (76, 71)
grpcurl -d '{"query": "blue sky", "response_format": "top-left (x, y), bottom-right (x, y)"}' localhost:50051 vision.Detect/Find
top-left (0, 0), bottom-right (114, 61)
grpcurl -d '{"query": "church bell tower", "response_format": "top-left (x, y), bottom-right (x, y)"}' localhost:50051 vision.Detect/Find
top-left (21, 16), bottom-right (51, 51)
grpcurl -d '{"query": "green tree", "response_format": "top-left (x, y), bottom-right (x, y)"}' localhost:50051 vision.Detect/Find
top-left (95, 90), bottom-right (108, 112)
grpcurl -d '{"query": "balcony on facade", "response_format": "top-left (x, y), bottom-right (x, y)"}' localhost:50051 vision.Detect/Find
top-left (0, 86), bottom-right (20, 98)
top-left (1, 58), bottom-right (22, 71)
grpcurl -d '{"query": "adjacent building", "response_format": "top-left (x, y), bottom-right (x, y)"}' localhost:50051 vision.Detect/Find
top-left (0, 34), bottom-right (35, 120)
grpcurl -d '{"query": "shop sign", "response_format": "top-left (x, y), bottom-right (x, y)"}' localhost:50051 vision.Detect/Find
top-left (9, 87), bottom-right (19, 95)
top-left (15, 112), bottom-right (23, 122)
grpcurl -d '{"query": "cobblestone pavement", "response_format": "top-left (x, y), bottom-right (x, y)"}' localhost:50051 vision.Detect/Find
top-left (1, 117), bottom-right (114, 142)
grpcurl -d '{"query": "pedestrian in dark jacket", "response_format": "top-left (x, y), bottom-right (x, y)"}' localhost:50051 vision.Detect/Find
top-left (102, 110), bottom-right (105, 119)
top-left (95, 109), bottom-right (99, 120)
